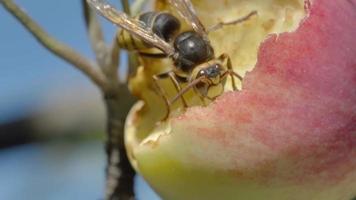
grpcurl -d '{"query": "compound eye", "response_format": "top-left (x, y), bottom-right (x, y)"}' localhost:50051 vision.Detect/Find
top-left (199, 70), bottom-right (205, 76)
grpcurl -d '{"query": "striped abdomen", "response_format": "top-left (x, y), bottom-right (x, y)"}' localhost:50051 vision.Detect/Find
top-left (117, 11), bottom-right (181, 51)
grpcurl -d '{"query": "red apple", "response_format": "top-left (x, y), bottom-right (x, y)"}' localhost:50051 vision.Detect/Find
top-left (125, 0), bottom-right (356, 199)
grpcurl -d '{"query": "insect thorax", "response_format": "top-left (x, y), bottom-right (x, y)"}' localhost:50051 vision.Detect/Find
top-left (173, 31), bottom-right (214, 73)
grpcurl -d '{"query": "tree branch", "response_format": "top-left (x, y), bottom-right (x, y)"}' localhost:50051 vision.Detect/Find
top-left (131, 0), bottom-right (147, 16)
top-left (82, 0), bottom-right (109, 65)
top-left (121, 0), bottom-right (131, 16)
top-left (108, 39), bottom-right (120, 80)
top-left (104, 87), bottom-right (136, 200)
top-left (83, 0), bottom-right (120, 84)
top-left (1, 0), bottom-right (108, 91)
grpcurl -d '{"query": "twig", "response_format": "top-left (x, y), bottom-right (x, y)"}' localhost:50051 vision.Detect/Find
top-left (0, 0), bottom-right (108, 91)
top-left (82, 0), bottom-right (119, 84)
top-left (82, 0), bottom-right (108, 65)
top-left (131, 0), bottom-right (147, 16)
top-left (121, 0), bottom-right (131, 16)
top-left (108, 39), bottom-right (120, 80)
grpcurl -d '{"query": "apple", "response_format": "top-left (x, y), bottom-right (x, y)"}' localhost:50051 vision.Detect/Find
top-left (125, 0), bottom-right (356, 199)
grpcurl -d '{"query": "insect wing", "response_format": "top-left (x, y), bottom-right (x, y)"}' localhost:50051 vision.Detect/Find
top-left (87, 0), bottom-right (175, 56)
top-left (168, 0), bottom-right (209, 42)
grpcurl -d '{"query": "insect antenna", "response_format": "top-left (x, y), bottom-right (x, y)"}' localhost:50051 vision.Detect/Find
top-left (169, 76), bottom-right (206, 106)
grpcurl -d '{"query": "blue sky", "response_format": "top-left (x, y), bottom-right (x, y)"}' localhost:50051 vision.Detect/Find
top-left (0, 0), bottom-right (119, 123)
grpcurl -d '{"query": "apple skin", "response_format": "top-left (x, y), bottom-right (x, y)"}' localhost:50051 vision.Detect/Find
top-left (128, 0), bottom-right (356, 199)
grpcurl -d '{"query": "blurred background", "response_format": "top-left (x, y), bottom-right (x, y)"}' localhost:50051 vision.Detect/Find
top-left (0, 0), bottom-right (159, 199)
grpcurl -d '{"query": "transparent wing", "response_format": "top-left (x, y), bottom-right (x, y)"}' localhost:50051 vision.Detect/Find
top-left (168, 0), bottom-right (209, 42)
top-left (87, 0), bottom-right (175, 56)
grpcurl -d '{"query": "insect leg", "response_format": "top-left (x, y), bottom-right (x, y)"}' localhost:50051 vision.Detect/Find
top-left (193, 86), bottom-right (208, 106)
top-left (219, 53), bottom-right (243, 90)
top-left (207, 10), bottom-right (257, 33)
top-left (220, 69), bottom-right (241, 94)
top-left (227, 58), bottom-right (236, 90)
top-left (169, 76), bottom-right (206, 107)
top-left (153, 73), bottom-right (171, 120)
top-left (167, 71), bottom-right (188, 107)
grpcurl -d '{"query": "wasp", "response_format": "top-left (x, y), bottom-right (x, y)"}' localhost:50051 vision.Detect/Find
top-left (88, 0), bottom-right (257, 120)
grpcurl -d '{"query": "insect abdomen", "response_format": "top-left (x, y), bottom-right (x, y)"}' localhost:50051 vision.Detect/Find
top-left (117, 29), bottom-right (148, 50)
top-left (117, 11), bottom-right (180, 51)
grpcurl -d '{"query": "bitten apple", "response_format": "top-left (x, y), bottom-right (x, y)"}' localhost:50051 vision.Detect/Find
top-left (125, 0), bottom-right (356, 199)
